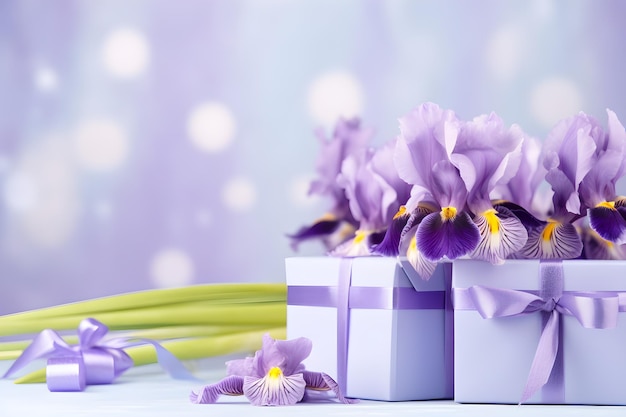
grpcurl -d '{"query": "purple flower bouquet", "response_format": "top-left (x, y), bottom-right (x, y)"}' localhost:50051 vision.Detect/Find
top-left (288, 102), bottom-right (626, 405)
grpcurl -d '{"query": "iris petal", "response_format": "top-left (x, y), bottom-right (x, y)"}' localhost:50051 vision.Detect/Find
top-left (471, 206), bottom-right (528, 264)
top-left (243, 372), bottom-right (306, 406)
top-left (190, 375), bottom-right (245, 404)
top-left (492, 200), bottom-right (545, 230)
top-left (582, 227), bottom-right (626, 260)
top-left (406, 235), bottom-right (438, 280)
top-left (374, 204), bottom-right (430, 257)
top-left (302, 371), bottom-right (358, 404)
top-left (588, 204), bottom-right (626, 244)
top-left (373, 211), bottom-right (408, 256)
top-left (271, 336), bottom-right (312, 376)
top-left (416, 210), bottom-right (480, 261)
top-left (226, 356), bottom-right (257, 377)
top-left (519, 222), bottom-right (583, 259)
top-left (288, 217), bottom-right (357, 252)
top-left (330, 230), bottom-right (375, 257)
top-left (287, 219), bottom-right (343, 250)
top-left (400, 203), bottom-right (438, 241)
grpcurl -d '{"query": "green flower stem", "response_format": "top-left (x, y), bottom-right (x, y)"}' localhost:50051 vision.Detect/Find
top-left (1, 283), bottom-right (286, 322)
top-left (12, 327), bottom-right (287, 384)
top-left (0, 302), bottom-right (286, 337)
top-left (0, 350), bottom-right (23, 361)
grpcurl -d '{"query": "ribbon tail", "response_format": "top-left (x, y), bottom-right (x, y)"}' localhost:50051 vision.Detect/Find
top-left (134, 339), bottom-right (197, 381)
top-left (519, 310), bottom-right (560, 404)
top-left (2, 329), bottom-right (69, 379)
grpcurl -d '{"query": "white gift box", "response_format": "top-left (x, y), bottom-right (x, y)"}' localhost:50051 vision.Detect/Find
top-left (286, 256), bottom-right (453, 401)
top-left (453, 259), bottom-right (626, 405)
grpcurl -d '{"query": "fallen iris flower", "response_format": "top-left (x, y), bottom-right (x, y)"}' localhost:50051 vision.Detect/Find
top-left (190, 334), bottom-right (357, 406)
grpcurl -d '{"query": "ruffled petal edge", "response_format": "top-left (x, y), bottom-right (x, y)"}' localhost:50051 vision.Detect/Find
top-left (190, 375), bottom-right (244, 404)
top-left (302, 371), bottom-right (358, 404)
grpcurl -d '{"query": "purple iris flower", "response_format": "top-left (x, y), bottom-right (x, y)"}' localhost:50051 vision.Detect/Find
top-left (450, 113), bottom-right (528, 264)
top-left (190, 334), bottom-right (356, 406)
top-left (288, 118), bottom-right (373, 251)
top-left (517, 112), bottom-right (603, 259)
top-left (576, 110), bottom-right (626, 243)
top-left (391, 103), bottom-right (480, 277)
top-left (331, 138), bottom-right (412, 257)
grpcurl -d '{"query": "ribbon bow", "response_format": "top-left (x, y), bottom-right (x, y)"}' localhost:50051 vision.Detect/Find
top-left (2, 318), bottom-right (195, 391)
top-left (465, 282), bottom-right (620, 403)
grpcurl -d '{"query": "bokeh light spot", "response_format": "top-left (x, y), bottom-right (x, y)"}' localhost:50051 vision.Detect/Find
top-left (221, 177), bottom-right (257, 212)
top-left (73, 119), bottom-right (130, 172)
top-left (307, 71), bottom-right (365, 127)
top-left (187, 102), bottom-right (237, 153)
top-left (102, 28), bottom-right (150, 78)
top-left (34, 67), bottom-right (59, 91)
top-left (150, 248), bottom-right (195, 288)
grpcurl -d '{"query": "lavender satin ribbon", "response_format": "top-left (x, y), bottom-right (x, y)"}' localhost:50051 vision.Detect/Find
top-left (287, 258), bottom-right (446, 394)
top-left (454, 260), bottom-right (623, 404)
top-left (442, 263), bottom-right (454, 398)
top-left (336, 258), bottom-right (353, 394)
top-left (2, 318), bottom-right (195, 391)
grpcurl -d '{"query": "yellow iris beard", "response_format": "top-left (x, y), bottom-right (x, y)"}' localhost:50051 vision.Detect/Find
top-left (393, 205), bottom-right (407, 220)
top-left (268, 367), bottom-right (283, 379)
top-left (483, 209), bottom-right (500, 233)
top-left (440, 206), bottom-right (457, 221)
top-left (542, 221), bottom-right (558, 242)
top-left (596, 201), bottom-right (616, 209)
top-left (353, 230), bottom-right (368, 244)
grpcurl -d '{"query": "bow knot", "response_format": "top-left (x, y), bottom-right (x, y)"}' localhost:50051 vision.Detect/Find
top-left (540, 298), bottom-right (558, 312)
top-left (2, 318), bottom-right (195, 391)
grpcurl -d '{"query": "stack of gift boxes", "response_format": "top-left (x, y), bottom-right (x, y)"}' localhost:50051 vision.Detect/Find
top-left (286, 103), bottom-right (626, 404)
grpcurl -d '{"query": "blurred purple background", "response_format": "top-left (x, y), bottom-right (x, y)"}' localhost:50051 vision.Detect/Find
top-left (2, 0), bottom-right (626, 314)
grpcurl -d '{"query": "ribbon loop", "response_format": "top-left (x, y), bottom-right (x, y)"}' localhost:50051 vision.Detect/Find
top-left (3, 318), bottom-right (195, 392)
top-left (78, 318), bottom-right (109, 349)
top-left (2, 329), bottom-right (71, 381)
top-left (467, 286), bottom-right (542, 318)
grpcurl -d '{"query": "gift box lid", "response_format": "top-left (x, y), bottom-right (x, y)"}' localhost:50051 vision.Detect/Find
top-left (453, 259), bottom-right (626, 292)
top-left (285, 256), bottom-right (446, 291)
